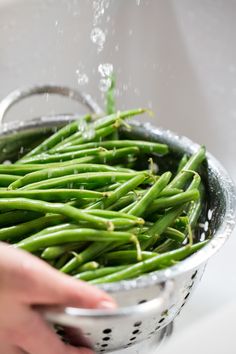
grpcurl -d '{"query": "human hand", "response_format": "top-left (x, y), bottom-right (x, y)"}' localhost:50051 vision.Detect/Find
top-left (0, 242), bottom-right (116, 354)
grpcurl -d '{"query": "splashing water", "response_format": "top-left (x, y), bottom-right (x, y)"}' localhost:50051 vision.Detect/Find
top-left (90, 27), bottom-right (106, 52)
top-left (76, 69), bottom-right (89, 86)
top-left (98, 63), bottom-right (113, 92)
top-left (90, 0), bottom-right (110, 52)
top-left (98, 63), bottom-right (113, 77)
top-left (93, 0), bottom-right (110, 26)
top-left (78, 118), bottom-right (96, 140)
top-left (99, 78), bottom-right (112, 92)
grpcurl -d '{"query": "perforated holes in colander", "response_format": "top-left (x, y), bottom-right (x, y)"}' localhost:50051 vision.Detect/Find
top-left (191, 270), bottom-right (198, 280)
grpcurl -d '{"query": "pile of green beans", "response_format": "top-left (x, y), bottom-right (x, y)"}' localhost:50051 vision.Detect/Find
top-left (0, 107), bottom-right (208, 283)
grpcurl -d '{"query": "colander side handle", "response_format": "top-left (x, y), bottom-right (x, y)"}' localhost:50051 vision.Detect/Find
top-left (42, 280), bottom-right (174, 324)
top-left (0, 85), bottom-right (102, 124)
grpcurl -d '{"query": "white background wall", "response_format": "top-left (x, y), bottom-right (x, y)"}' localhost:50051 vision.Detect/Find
top-left (0, 0), bottom-right (235, 351)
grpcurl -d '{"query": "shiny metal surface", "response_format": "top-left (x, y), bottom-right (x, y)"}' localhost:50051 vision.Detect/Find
top-left (0, 87), bottom-right (235, 352)
top-left (0, 84), bottom-right (102, 123)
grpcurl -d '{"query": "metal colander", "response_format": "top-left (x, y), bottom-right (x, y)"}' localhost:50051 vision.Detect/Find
top-left (0, 85), bottom-right (235, 353)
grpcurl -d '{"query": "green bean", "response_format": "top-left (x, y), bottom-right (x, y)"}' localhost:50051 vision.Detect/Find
top-left (76, 261), bottom-right (100, 273)
top-left (54, 140), bottom-right (169, 156)
top-left (142, 205), bottom-right (186, 250)
top-left (164, 227), bottom-right (186, 242)
top-left (109, 188), bottom-right (183, 212)
top-left (158, 188), bottom-right (183, 197)
top-left (74, 266), bottom-right (127, 281)
top-left (128, 172), bottom-right (172, 217)
top-left (154, 239), bottom-right (179, 253)
top-left (105, 78), bottom-right (119, 141)
top-left (0, 189), bottom-right (104, 202)
top-left (172, 216), bottom-right (189, 233)
top-left (0, 174), bottom-right (20, 187)
top-left (0, 164), bottom-right (44, 175)
top-left (22, 171), bottom-right (144, 191)
top-left (101, 250), bottom-right (157, 265)
top-left (166, 146), bottom-right (206, 190)
top-left (41, 242), bottom-right (87, 260)
top-left (93, 147), bottom-right (140, 165)
top-left (55, 253), bottom-right (72, 269)
top-left (0, 210), bottom-right (42, 227)
top-left (22, 115), bottom-right (91, 158)
top-left (88, 174), bottom-right (148, 210)
top-left (91, 241), bottom-right (208, 283)
top-left (19, 148), bottom-right (105, 165)
top-left (109, 218), bottom-right (145, 229)
top-left (187, 182), bottom-right (205, 237)
top-left (106, 74), bottom-right (116, 115)
top-left (15, 229), bottom-right (138, 253)
top-left (7, 147), bottom-right (138, 178)
top-left (177, 154), bottom-right (188, 174)
top-left (60, 124), bottom-right (118, 149)
top-left (84, 209), bottom-right (144, 222)
top-left (97, 182), bottom-right (122, 192)
top-left (60, 241), bottom-right (121, 273)
top-left (144, 189), bottom-right (200, 216)
top-left (107, 193), bottom-right (138, 211)
top-left (143, 173), bottom-right (202, 249)
top-left (40, 222), bottom-right (77, 234)
top-left (0, 214), bottom-right (64, 242)
top-left (9, 164), bottom-right (121, 190)
top-left (0, 198), bottom-right (112, 230)
top-left (116, 225), bottom-right (184, 245)
top-left (53, 108), bottom-right (146, 149)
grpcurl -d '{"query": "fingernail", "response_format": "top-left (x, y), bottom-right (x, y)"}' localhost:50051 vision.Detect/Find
top-left (97, 300), bottom-right (117, 310)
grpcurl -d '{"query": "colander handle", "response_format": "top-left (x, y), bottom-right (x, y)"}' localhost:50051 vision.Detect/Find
top-left (0, 84), bottom-right (102, 124)
top-left (42, 280), bottom-right (174, 323)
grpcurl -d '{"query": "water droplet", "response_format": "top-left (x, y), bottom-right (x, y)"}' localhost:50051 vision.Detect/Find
top-left (90, 27), bottom-right (106, 52)
top-left (76, 69), bottom-right (89, 86)
top-left (92, 0), bottom-right (109, 25)
top-left (98, 63), bottom-right (113, 77)
top-left (83, 127), bottom-right (96, 140)
top-left (99, 77), bottom-right (112, 92)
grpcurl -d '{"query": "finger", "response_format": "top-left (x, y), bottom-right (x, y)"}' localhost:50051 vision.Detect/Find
top-left (15, 310), bottom-right (94, 354)
top-left (0, 244), bottom-right (116, 309)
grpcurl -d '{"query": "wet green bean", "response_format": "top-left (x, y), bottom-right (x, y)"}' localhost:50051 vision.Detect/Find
top-left (22, 171), bottom-right (144, 191)
top-left (128, 172), bottom-right (172, 217)
top-left (22, 115), bottom-right (91, 158)
top-left (0, 198), bottom-right (112, 230)
top-left (91, 241), bottom-right (208, 283)
top-left (16, 229), bottom-right (138, 252)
